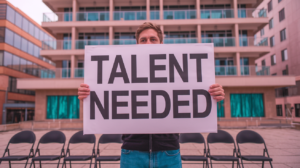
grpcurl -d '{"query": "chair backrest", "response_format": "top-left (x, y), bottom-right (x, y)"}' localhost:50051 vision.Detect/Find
top-left (69, 131), bottom-right (95, 144)
top-left (98, 134), bottom-right (122, 144)
top-left (39, 130), bottom-right (66, 144)
top-left (9, 130), bottom-right (36, 144)
top-left (236, 130), bottom-right (265, 144)
top-left (207, 130), bottom-right (234, 144)
top-left (179, 133), bottom-right (205, 144)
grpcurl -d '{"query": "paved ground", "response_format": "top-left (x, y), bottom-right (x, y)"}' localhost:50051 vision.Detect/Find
top-left (0, 128), bottom-right (299, 168)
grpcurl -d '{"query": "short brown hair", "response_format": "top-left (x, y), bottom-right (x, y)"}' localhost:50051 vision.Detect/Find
top-left (135, 22), bottom-right (163, 43)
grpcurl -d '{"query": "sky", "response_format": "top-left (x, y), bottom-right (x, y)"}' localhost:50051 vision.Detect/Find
top-left (7, 0), bottom-right (53, 25)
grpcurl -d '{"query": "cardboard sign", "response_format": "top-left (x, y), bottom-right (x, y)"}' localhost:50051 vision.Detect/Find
top-left (83, 43), bottom-right (217, 134)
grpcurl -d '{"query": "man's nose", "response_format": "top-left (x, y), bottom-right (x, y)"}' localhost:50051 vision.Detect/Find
top-left (146, 39), bottom-right (151, 44)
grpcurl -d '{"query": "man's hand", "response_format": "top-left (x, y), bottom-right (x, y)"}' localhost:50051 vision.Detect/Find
top-left (208, 83), bottom-right (225, 102)
top-left (78, 83), bottom-right (90, 100)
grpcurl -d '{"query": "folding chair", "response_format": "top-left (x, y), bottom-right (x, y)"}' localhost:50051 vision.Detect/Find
top-left (30, 130), bottom-right (66, 168)
top-left (62, 130), bottom-right (96, 168)
top-left (236, 130), bottom-right (273, 168)
top-left (94, 134), bottom-right (122, 168)
top-left (179, 133), bottom-right (209, 168)
top-left (207, 130), bottom-right (240, 168)
top-left (0, 130), bottom-right (35, 168)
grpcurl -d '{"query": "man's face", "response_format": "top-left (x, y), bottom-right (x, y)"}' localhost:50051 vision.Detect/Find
top-left (138, 28), bottom-right (162, 44)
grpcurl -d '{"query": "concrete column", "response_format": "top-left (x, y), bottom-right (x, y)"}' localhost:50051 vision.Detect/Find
top-left (233, 0), bottom-right (238, 18)
top-left (160, 25), bottom-right (164, 43)
top-left (71, 27), bottom-right (76, 49)
top-left (146, 0), bottom-right (150, 20)
top-left (197, 24), bottom-right (201, 43)
top-left (236, 52), bottom-right (241, 76)
top-left (234, 24), bottom-right (239, 47)
top-left (72, 0), bottom-right (77, 21)
top-left (25, 108), bottom-right (27, 121)
top-left (159, 0), bottom-right (163, 20)
top-left (109, 0), bottom-right (114, 21)
top-left (196, 0), bottom-right (200, 19)
top-left (71, 55), bottom-right (76, 78)
top-left (109, 26), bottom-right (114, 45)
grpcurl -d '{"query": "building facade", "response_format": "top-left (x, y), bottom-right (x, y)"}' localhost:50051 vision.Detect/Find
top-left (16, 0), bottom-right (296, 128)
top-left (0, 1), bottom-right (56, 124)
top-left (255, 0), bottom-right (300, 122)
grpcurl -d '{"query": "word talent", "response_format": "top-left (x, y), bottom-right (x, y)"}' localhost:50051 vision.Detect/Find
top-left (90, 53), bottom-right (212, 120)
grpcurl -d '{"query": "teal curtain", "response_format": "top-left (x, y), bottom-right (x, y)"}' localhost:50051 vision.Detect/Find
top-left (46, 95), bottom-right (79, 119)
top-left (231, 94), bottom-right (264, 117)
top-left (217, 100), bottom-right (224, 117)
top-left (46, 96), bottom-right (58, 119)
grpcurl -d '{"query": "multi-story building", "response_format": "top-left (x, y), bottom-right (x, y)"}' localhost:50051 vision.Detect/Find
top-left (255, 0), bottom-right (300, 123)
top-left (16, 0), bottom-right (295, 128)
top-left (0, 0), bottom-right (56, 124)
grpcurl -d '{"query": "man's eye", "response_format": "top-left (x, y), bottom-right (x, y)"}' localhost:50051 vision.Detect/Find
top-left (151, 39), bottom-right (157, 41)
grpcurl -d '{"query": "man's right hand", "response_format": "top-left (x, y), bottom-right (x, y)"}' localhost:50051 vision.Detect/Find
top-left (78, 83), bottom-right (90, 100)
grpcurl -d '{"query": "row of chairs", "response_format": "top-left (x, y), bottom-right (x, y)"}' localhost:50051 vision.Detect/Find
top-left (0, 130), bottom-right (273, 168)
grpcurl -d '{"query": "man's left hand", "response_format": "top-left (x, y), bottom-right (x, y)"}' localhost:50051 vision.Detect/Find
top-left (208, 83), bottom-right (225, 102)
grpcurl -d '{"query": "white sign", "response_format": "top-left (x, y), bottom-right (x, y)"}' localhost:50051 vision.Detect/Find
top-left (84, 43), bottom-right (217, 134)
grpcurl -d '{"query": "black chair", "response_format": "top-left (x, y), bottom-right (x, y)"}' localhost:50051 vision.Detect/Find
top-left (236, 130), bottom-right (273, 168)
top-left (29, 130), bottom-right (66, 168)
top-left (62, 130), bottom-right (96, 168)
top-left (179, 133), bottom-right (209, 168)
top-left (0, 131), bottom-right (35, 168)
top-left (94, 134), bottom-right (122, 168)
top-left (207, 130), bottom-right (240, 168)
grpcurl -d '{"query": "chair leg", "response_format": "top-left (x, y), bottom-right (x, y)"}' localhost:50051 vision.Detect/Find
top-left (210, 160), bottom-right (213, 168)
top-left (39, 161), bottom-right (42, 168)
top-left (262, 161), bottom-right (264, 168)
top-left (69, 161), bottom-right (72, 168)
top-left (94, 160), bottom-right (97, 168)
top-left (8, 161), bottom-right (11, 168)
top-left (240, 159), bottom-right (244, 168)
top-left (57, 158), bottom-right (61, 168)
top-left (232, 161), bottom-right (234, 168)
top-left (203, 161), bottom-right (204, 168)
top-left (25, 158), bottom-right (29, 168)
top-left (99, 161), bottom-right (101, 168)
top-left (206, 160), bottom-right (209, 168)
top-left (269, 161), bottom-right (273, 168)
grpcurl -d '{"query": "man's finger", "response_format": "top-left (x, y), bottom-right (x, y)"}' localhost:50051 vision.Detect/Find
top-left (78, 87), bottom-right (90, 92)
top-left (210, 91), bottom-right (225, 96)
top-left (80, 83), bottom-right (89, 88)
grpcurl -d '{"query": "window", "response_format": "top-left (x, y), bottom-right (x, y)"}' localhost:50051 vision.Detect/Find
top-left (34, 26), bottom-right (39, 40)
top-left (4, 51), bottom-right (13, 67)
top-left (276, 105), bottom-right (283, 116)
top-left (269, 18), bottom-right (273, 29)
top-left (217, 100), bottom-right (224, 117)
top-left (22, 18), bottom-right (29, 33)
top-left (20, 58), bottom-right (27, 73)
top-left (282, 65), bottom-right (288, 75)
top-left (39, 30), bottom-right (44, 41)
top-left (46, 96), bottom-right (80, 119)
top-left (268, 0), bottom-right (273, 12)
top-left (279, 8), bottom-right (285, 22)
top-left (21, 38), bottom-right (28, 52)
top-left (33, 45), bottom-right (39, 57)
top-left (270, 36), bottom-right (275, 47)
top-left (28, 22), bottom-right (34, 37)
top-left (260, 28), bottom-right (264, 36)
top-left (271, 55), bottom-right (276, 65)
top-left (15, 12), bottom-right (22, 28)
top-left (231, 94), bottom-right (265, 117)
top-left (5, 28), bottom-right (14, 46)
top-left (295, 104), bottom-right (300, 117)
top-left (13, 33), bottom-right (21, 49)
top-left (0, 28), bottom-right (4, 43)
top-left (278, 0), bottom-right (282, 3)
top-left (281, 49), bottom-right (288, 61)
top-left (280, 28), bottom-right (286, 41)
top-left (6, 5), bottom-right (15, 24)
top-left (27, 42), bottom-right (34, 56)
top-left (12, 55), bottom-right (20, 71)
top-left (261, 60), bottom-right (266, 66)
top-left (272, 73), bottom-right (277, 76)
top-left (0, 52), bottom-right (3, 66)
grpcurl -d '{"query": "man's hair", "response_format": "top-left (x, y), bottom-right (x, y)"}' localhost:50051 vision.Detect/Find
top-left (135, 22), bottom-right (163, 43)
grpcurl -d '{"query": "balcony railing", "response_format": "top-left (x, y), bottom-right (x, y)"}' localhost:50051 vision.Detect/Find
top-left (202, 37), bottom-right (235, 47)
top-left (77, 12), bottom-right (109, 21)
top-left (201, 9), bottom-right (234, 19)
top-left (114, 11), bottom-right (146, 20)
top-left (164, 38), bottom-right (197, 44)
top-left (113, 39), bottom-right (136, 45)
top-left (215, 66), bottom-right (237, 76)
top-left (40, 68), bottom-right (84, 78)
top-left (42, 40), bottom-right (72, 50)
top-left (241, 66), bottom-right (270, 76)
top-left (150, 11), bottom-right (159, 20)
top-left (43, 12), bottom-right (72, 22)
top-left (76, 39), bottom-right (109, 49)
top-left (239, 37), bottom-right (268, 47)
top-left (164, 10), bottom-right (196, 19)
top-left (238, 8), bottom-right (267, 18)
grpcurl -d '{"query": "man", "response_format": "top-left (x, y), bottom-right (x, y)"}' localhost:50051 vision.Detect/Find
top-left (78, 22), bottom-right (225, 168)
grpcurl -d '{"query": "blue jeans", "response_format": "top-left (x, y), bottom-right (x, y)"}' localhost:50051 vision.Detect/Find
top-left (120, 149), bottom-right (182, 168)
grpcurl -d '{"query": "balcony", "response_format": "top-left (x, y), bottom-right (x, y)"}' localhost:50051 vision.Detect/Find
top-left (113, 39), bottom-right (136, 45)
top-left (77, 12), bottom-right (109, 21)
top-left (239, 37), bottom-right (268, 47)
top-left (201, 9), bottom-right (234, 19)
top-left (202, 37), bottom-right (235, 47)
top-left (40, 68), bottom-right (84, 78)
top-left (150, 11), bottom-right (159, 20)
top-left (164, 38), bottom-right (197, 44)
top-left (43, 12), bottom-right (72, 22)
top-left (42, 40), bottom-right (71, 50)
top-left (238, 8), bottom-right (267, 18)
top-left (76, 39), bottom-right (109, 49)
top-left (241, 66), bottom-right (270, 76)
top-left (114, 11), bottom-right (146, 20)
top-left (164, 10), bottom-right (196, 20)
top-left (215, 66), bottom-right (237, 76)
